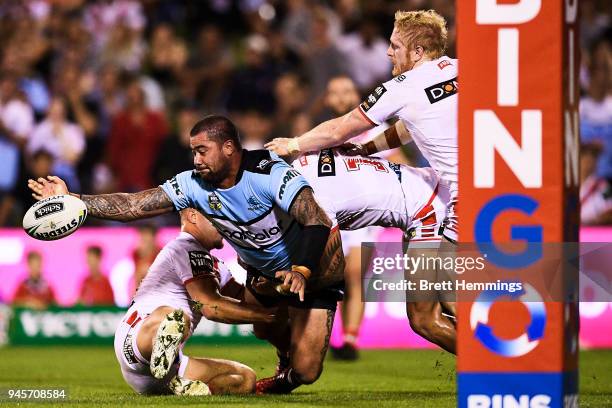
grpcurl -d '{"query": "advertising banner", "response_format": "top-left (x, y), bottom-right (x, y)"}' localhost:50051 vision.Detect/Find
top-left (1, 226), bottom-right (610, 349)
top-left (457, 1), bottom-right (580, 406)
top-left (7, 306), bottom-right (257, 345)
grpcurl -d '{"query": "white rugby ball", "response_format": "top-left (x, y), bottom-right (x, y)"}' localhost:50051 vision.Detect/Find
top-left (23, 194), bottom-right (88, 241)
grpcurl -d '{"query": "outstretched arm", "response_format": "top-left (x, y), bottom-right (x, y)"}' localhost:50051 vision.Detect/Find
top-left (265, 107), bottom-right (373, 156)
top-left (186, 277), bottom-right (275, 324)
top-left (80, 188), bottom-right (174, 221)
top-left (28, 176), bottom-right (174, 222)
top-left (343, 120), bottom-right (412, 156)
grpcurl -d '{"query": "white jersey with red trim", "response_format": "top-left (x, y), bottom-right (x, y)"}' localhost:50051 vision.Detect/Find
top-left (358, 56), bottom-right (458, 193)
top-left (133, 232), bottom-right (232, 335)
top-left (293, 150), bottom-right (449, 240)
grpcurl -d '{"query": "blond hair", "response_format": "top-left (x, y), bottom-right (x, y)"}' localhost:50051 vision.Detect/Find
top-left (394, 9), bottom-right (448, 59)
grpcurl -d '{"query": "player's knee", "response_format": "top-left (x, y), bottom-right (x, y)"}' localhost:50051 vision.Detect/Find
top-left (140, 314), bottom-right (163, 336)
top-left (408, 307), bottom-right (448, 340)
top-left (292, 359), bottom-right (323, 384)
top-left (237, 367), bottom-right (257, 393)
top-left (407, 306), bottom-right (434, 337)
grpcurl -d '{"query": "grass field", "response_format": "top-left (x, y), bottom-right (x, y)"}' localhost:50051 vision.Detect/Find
top-left (0, 345), bottom-right (610, 407)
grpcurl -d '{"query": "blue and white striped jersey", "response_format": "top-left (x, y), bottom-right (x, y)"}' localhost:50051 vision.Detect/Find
top-left (161, 150), bottom-right (310, 276)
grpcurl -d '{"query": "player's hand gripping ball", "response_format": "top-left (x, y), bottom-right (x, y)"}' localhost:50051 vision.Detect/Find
top-left (23, 194), bottom-right (87, 241)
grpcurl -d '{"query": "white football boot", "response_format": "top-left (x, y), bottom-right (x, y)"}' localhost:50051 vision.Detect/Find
top-left (150, 309), bottom-right (186, 379)
top-left (169, 376), bottom-right (211, 396)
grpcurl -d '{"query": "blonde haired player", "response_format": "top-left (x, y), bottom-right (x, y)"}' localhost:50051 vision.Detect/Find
top-left (114, 208), bottom-right (276, 395)
top-left (266, 9), bottom-right (458, 352)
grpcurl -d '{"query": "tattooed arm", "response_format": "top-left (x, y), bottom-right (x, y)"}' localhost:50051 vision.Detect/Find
top-left (289, 187), bottom-right (332, 228)
top-left (287, 188), bottom-right (345, 289)
top-left (289, 187), bottom-right (334, 276)
top-left (80, 188), bottom-right (173, 222)
top-left (309, 228), bottom-right (345, 290)
top-left (265, 187), bottom-right (333, 301)
top-left (27, 175), bottom-right (174, 222)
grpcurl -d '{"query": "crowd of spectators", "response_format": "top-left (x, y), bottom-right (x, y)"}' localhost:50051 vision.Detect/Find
top-left (0, 0), bottom-right (609, 226)
top-left (10, 224), bottom-right (160, 309)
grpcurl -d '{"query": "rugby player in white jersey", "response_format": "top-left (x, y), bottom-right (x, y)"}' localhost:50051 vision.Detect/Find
top-left (277, 149), bottom-right (456, 353)
top-left (114, 207), bottom-right (276, 396)
top-left (266, 9), bottom-right (458, 352)
top-left (266, 9), bottom-right (457, 241)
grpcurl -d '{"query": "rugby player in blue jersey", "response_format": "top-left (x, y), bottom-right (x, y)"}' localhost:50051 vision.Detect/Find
top-left (28, 115), bottom-right (345, 394)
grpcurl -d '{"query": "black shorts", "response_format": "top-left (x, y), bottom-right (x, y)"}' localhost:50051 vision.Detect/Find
top-left (245, 272), bottom-right (343, 311)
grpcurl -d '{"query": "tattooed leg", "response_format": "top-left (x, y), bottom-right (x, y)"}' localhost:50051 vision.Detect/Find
top-left (81, 187), bottom-right (174, 222)
top-left (286, 307), bottom-right (335, 385)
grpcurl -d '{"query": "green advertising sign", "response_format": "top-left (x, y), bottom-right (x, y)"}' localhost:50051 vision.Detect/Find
top-left (8, 306), bottom-right (258, 346)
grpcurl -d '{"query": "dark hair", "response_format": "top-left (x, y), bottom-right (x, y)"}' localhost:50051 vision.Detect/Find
top-left (86, 246), bottom-right (103, 257)
top-left (189, 115), bottom-right (242, 150)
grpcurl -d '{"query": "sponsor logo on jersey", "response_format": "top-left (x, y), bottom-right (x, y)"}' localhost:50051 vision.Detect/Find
top-left (344, 157), bottom-right (389, 172)
top-left (218, 220), bottom-right (286, 249)
top-left (188, 251), bottom-right (215, 277)
top-left (424, 77), bottom-right (458, 104)
top-left (278, 169), bottom-right (301, 200)
top-left (318, 149), bottom-right (336, 177)
top-left (123, 334), bottom-right (138, 365)
top-left (360, 85), bottom-right (387, 112)
top-left (208, 193), bottom-right (222, 210)
top-left (256, 159), bottom-right (277, 171)
top-left (394, 74), bottom-right (406, 82)
top-left (34, 202), bottom-right (64, 219)
top-left (169, 176), bottom-right (184, 198)
top-left (209, 209), bottom-right (295, 249)
top-left (247, 196), bottom-right (264, 211)
top-left (437, 60), bottom-right (451, 70)
top-left (221, 222), bottom-right (284, 243)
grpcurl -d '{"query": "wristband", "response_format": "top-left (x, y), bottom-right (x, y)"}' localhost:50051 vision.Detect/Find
top-left (287, 138), bottom-right (301, 154)
top-left (291, 265), bottom-right (311, 280)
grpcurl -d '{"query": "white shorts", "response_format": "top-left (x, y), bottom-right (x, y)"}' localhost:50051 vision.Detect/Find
top-left (114, 304), bottom-right (189, 395)
top-left (404, 181), bottom-right (450, 245)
